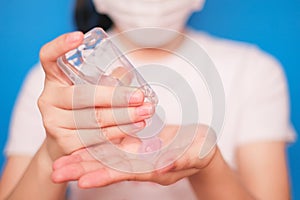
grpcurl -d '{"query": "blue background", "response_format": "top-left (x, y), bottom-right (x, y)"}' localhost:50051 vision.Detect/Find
top-left (0, 0), bottom-right (299, 198)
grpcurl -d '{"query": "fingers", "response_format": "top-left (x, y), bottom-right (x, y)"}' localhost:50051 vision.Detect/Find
top-left (49, 122), bottom-right (146, 156)
top-left (76, 103), bottom-right (153, 128)
top-left (53, 152), bottom-right (87, 170)
top-left (39, 31), bottom-right (84, 83)
top-left (53, 157), bottom-right (198, 188)
top-left (52, 122), bottom-right (146, 168)
top-left (70, 121), bottom-right (145, 146)
top-left (46, 103), bottom-right (153, 129)
top-left (52, 159), bottom-right (151, 186)
top-left (42, 84), bottom-right (145, 110)
top-left (77, 167), bottom-right (146, 188)
top-left (51, 124), bottom-right (215, 188)
top-left (40, 32), bottom-right (84, 63)
top-left (77, 163), bottom-right (197, 188)
top-left (52, 160), bottom-right (103, 183)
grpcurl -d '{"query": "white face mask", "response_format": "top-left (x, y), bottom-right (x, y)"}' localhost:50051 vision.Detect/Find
top-left (92, 0), bottom-right (205, 47)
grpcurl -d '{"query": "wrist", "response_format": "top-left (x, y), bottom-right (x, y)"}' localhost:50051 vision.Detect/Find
top-left (188, 148), bottom-right (225, 198)
top-left (39, 141), bottom-right (68, 195)
top-left (37, 140), bottom-right (57, 174)
top-left (194, 145), bottom-right (219, 171)
top-left (7, 140), bottom-right (67, 200)
top-left (199, 146), bottom-right (223, 173)
top-left (190, 146), bottom-right (223, 182)
top-left (44, 136), bottom-right (65, 162)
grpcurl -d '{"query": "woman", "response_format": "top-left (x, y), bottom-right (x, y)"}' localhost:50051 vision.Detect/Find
top-left (0, 0), bottom-right (295, 199)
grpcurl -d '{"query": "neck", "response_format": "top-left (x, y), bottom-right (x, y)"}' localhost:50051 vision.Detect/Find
top-left (111, 27), bottom-right (187, 62)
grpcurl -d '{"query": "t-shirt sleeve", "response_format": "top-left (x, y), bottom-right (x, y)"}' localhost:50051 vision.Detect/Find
top-left (235, 47), bottom-right (296, 145)
top-left (5, 64), bottom-right (46, 156)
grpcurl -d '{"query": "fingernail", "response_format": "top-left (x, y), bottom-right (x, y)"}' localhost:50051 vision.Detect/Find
top-left (66, 31), bottom-right (83, 43)
top-left (136, 104), bottom-right (154, 116)
top-left (128, 90), bottom-right (144, 104)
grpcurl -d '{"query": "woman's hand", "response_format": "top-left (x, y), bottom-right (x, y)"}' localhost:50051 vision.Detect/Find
top-left (38, 31), bottom-right (218, 190)
top-left (51, 124), bottom-right (217, 188)
top-left (38, 31), bottom-right (155, 161)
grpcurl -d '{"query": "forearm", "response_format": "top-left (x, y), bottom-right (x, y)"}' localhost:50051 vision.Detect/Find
top-left (189, 148), bottom-right (255, 200)
top-left (6, 141), bottom-right (67, 200)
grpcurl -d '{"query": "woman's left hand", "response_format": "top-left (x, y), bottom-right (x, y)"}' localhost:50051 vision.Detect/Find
top-left (51, 124), bottom-right (217, 188)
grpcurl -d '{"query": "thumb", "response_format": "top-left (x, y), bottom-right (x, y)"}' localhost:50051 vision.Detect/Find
top-left (39, 31), bottom-right (84, 84)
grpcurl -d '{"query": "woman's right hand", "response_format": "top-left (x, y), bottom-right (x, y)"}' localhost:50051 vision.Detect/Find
top-left (38, 31), bottom-right (154, 161)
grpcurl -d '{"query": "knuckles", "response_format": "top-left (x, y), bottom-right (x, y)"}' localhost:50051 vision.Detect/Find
top-left (38, 93), bottom-right (61, 136)
top-left (37, 93), bottom-right (49, 112)
top-left (39, 46), bottom-right (46, 63)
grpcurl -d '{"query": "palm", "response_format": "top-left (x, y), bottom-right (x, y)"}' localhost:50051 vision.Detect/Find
top-left (51, 124), bottom-right (216, 188)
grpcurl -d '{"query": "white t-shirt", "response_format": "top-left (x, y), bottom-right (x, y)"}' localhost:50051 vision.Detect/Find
top-left (5, 30), bottom-right (296, 200)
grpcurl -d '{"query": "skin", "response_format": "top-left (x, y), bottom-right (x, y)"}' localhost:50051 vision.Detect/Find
top-left (0, 32), bottom-right (291, 200)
